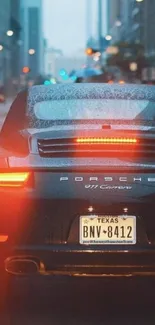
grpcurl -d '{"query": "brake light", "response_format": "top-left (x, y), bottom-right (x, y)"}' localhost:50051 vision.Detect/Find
top-left (0, 172), bottom-right (30, 187)
top-left (0, 235), bottom-right (8, 242)
top-left (76, 138), bottom-right (137, 144)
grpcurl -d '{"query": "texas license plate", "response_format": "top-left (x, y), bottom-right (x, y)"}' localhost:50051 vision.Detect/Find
top-left (79, 215), bottom-right (136, 245)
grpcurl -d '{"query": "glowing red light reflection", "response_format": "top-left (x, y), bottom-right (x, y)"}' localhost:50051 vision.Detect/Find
top-left (76, 138), bottom-right (137, 144)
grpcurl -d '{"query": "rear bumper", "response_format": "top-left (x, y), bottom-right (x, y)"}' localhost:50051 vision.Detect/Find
top-left (4, 244), bottom-right (155, 277)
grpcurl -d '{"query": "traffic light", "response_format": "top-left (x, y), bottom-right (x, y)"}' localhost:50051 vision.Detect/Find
top-left (44, 80), bottom-right (51, 85)
top-left (59, 69), bottom-right (67, 77)
top-left (85, 48), bottom-right (93, 56)
top-left (22, 66), bottom-right (30, 74)
top-left (85, 48), bottom-right (100, 56)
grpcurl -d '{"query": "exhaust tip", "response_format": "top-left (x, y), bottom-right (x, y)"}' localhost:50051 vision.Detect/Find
top-left (5, 257), bottom-right (43, 275)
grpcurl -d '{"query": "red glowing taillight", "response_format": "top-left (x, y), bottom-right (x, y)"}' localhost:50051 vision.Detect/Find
top-left (119, 80), bottom-right (125, 84)
top-left (76, 138), bottom-right (137, 144)
top-left (0, 235), bottom-right (8, 242)
top-left (0, 172), bottom-right (30, 187)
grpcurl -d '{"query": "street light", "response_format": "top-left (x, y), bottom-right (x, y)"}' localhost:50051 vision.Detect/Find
top-left (106, 46), bottom-right (119, 54)
top-left (105, 35), bottom-right (112, 41)
top-left (115, 20), bottom-right (122, 27)
top-left (136, 0), bottom-right (143, 2)
top-left (50, 78), bottom-right (57, 84)
top-left (129, 62), bottom-right (138, 72)
top-left (93, 56), bottom-right (99, 62)
top-left (85, 48), bottom-right (93, 56)
top-left (0, 45), bottom-right (3, 51)
top-left (22, 66), bottom-right (30, 74)
top-left (6, 30), bottom-right (14, 37)
top-left (28, 48), bottom-right (35, 55)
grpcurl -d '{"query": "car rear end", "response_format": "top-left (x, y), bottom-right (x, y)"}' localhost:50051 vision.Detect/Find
top-left (1, 83), bottom-right (155, 280)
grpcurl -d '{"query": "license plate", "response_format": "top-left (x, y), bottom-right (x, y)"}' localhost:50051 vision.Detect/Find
top-left (79, 215), bottom-right (136, 245)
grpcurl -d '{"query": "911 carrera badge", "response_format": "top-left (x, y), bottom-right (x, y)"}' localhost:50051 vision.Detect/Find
top-left (85, 185), bottom-right (132, 190)
top-left (59, 176), bottom-right (155, 190)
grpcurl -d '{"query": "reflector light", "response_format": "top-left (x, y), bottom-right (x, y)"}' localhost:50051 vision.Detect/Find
top-left (0, 235), bottom-right (8, 242)
top-left (76, 138), bottom-right (137, 144)
top-left (0, 172), bottom-right (30, 187)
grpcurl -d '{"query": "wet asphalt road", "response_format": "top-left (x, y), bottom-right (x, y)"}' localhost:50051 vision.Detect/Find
top-left (1, 277), bottom-right (155, 324)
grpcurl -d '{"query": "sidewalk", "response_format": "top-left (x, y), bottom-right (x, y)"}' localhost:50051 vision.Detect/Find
top-left (0, 98), bottom-right (14, 117)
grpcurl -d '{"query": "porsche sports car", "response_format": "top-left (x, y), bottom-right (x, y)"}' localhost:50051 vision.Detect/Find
top-left (1, 83), bottom-right (155, 300)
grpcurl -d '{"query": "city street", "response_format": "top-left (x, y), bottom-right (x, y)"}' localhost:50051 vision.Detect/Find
top-left (2, 0), bottom-right (155, 323)
top-left (1, 277), bottom-right (155, 324)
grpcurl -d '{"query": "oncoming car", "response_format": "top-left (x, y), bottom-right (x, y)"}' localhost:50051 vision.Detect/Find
top-left (1, 83), bottom-right (155, 302)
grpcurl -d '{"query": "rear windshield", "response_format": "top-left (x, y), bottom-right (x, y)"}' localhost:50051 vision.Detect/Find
top-left (34, 98), bottom-right (155, 122)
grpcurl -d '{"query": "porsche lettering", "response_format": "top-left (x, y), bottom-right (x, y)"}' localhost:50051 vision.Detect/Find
top-left (60, 176), bottom-right (155, 183)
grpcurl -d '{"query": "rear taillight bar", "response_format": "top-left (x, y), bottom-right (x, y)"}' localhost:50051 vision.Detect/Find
top-left (0, 235), bottom-right (8, 242)
top-left (76, 138), bottom-right (137, 144)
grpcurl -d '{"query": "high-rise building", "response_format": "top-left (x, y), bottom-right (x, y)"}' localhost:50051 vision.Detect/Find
top-left (9, 0), bottom-right (21, 80)
top-left (86, 0), bottom-right (98, 42)
top-left (44, 47), bottom-right (63, 77)
top-left (107, 0), bottom-right (122, 42)
top-left (0, 0), bottom-right (21, 95)
top-left (108, 0), bottom-right (155, 57)
top-left (123, 0), bottom-right (145, 44)
top-left (128, 0), bottom-right (155, 56)
top-left (0, 0), bottom-right (11, 86)
top-left (20, 0), bottom-right (44, 79)
top-left (86, 0), bottom-right (92, 40)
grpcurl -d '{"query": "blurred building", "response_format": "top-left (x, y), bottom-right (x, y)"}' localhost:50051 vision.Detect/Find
top-left (10, 0), bottom-right (21, 76)
top-left (44, 47), bottom-right (85, 81)
top-left (86, 0), bottom-right (107, 45)
top-left (86, 0), bottom-right (93, 40)
top-left (20, 0), bottom-right (44, 80)
top-left (107, 0), bottom-right (122, 42)
top-left (86, 0), bottom-right (98, 40)
top-left (86, 0), bottom-right (107, 66)
top-left (107, 0), bottom-right (155, 57)
top-left (144, 1), bottom-right (155, 56)
top-left (127, 0), bottom-right (155, 56)
top-left (44, 47), bottom-right (63, 77)
top-left (120, 0), bottom-right (145, 44)
top-left (0, 0), bottom-right (11, 87)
